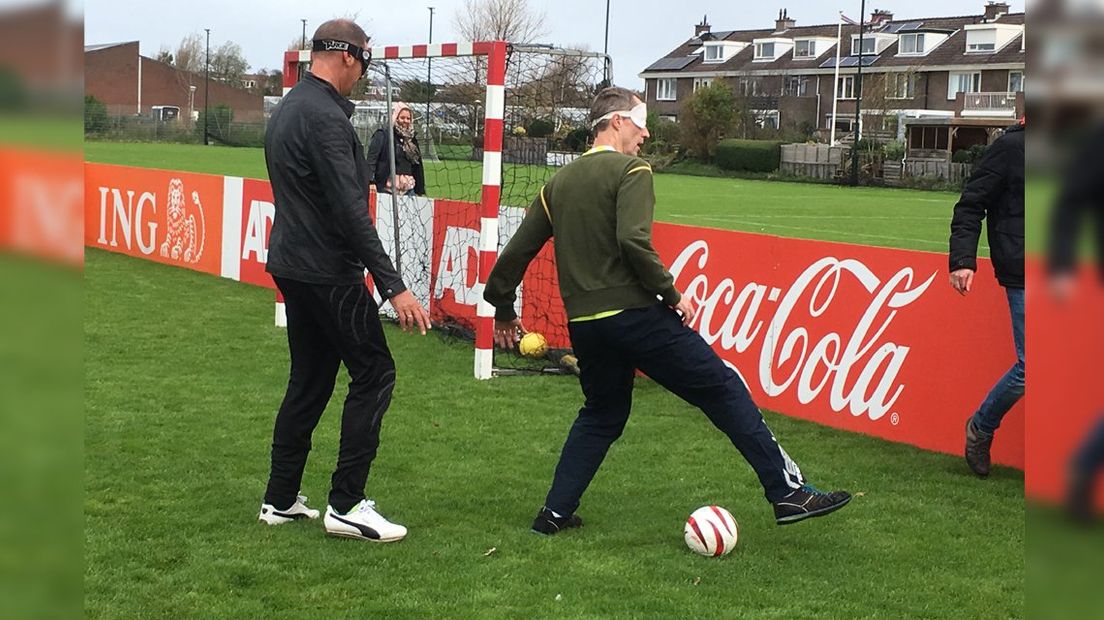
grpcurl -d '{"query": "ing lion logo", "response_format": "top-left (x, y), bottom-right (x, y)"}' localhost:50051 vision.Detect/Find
top-left (160, 178), bottom-right (206, 264)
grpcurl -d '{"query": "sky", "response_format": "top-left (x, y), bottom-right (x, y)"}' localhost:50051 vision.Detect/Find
top-left (83, 0), bottom-right (1025, 89)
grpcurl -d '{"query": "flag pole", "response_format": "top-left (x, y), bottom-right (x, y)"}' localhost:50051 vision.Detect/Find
top-left (830, 11), bottom-right (842, 146)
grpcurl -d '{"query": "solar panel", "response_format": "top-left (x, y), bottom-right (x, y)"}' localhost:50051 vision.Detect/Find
top-left (819, 55), bottom-right (878, 68)
top-left (893, 21), bottom-right (924, 32)
top-left (644, 56), bottom-right (697, 72)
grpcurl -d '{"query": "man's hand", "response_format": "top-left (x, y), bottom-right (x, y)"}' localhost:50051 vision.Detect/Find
top-left (494, 318), bottom-right (524, 349)
top-left (949, 268), bottom-right (975, 296)
top-left (672, 294), bottom-right (696, 326)
top-left (389, 290), bottom-right (431, 335)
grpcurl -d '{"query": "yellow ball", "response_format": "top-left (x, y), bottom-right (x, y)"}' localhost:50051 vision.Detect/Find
top-left (519, 332), bottom-right (548, 358)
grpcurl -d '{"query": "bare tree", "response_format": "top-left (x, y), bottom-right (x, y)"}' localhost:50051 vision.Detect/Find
top-left (155, 47), bottom-right (174, 65)
top-left (453, 0), bottom-right (547, 43)
top-left (209, 41), bottom-right (250, 88)
top-left (174, 32), bottom-right (204, 74)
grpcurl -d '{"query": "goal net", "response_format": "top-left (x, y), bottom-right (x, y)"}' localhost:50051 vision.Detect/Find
top-left (280, 42), bottom-right (611, 379)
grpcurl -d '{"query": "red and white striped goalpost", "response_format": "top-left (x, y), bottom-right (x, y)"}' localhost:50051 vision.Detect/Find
top-left (278, 41), bottom-right (509, 380)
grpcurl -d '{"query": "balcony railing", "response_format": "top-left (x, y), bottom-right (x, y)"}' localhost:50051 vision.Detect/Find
top-left (959, 92), bottom-right (1018, 117)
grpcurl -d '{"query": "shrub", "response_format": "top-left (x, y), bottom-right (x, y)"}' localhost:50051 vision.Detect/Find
top-left (714, 139), bottom-right (782, 173)
top-left (84, 95), bottom-right (108, 134)
top-left (525, 118), bottom-right (555, 138)
top-left (563, 126), bottom-right (590, 152)
top-left (883, 140), bottom-right (906, 161)
top-left (680, 82), bottom-right (736, 159)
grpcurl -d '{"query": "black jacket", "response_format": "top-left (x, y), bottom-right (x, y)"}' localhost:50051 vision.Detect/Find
top-left (1048, 123), bottom-right (1104, 278)
top-left (263, 73), bottom-right (405, 298)
top-left (365, 128), bottom-right (426, 195)
top-left (949, 123), bottom-right (1024, 288)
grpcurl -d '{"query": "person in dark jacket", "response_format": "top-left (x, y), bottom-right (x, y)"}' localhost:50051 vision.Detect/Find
top-left (258, 18), bottom-right (430, 543)
top-left (948, 118), bottom-right (1025, 478)
top-left (366, 102), bottom-right (426, 196)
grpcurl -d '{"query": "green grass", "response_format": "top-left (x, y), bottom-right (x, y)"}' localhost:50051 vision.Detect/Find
top-left (84, 141), bottom-right (977, 254)
top-left (85, 248), bottom-right (1024, 618)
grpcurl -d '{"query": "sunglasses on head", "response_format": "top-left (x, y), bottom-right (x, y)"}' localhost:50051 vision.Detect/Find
top-left (312, 39), bottom-right (372, 76)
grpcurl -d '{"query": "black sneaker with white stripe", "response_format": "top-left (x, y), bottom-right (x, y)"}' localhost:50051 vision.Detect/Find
top-left (531, 506), bottom-right (583, 535)
top-left (773, 485), bottom-right (852, 525)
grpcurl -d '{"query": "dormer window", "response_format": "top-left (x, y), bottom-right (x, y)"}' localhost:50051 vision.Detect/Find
top-left (899, 33), bottom-right (925, 54)
top-left (794, 39), bottom-right (814, 58)
top-left (704, 44), bottom-right (724, 62)
top-left (964, 23), bottom-right (1023, 54)
top-left (752, 37), bottom-right (792, 61)
top-left (853, 37), bottom-right (876, 55)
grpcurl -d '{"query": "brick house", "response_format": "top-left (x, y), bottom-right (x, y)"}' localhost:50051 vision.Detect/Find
top-left (639, 1), bottom-right (1024, 150)
top-left (85, 41), bottom-right (263, 122)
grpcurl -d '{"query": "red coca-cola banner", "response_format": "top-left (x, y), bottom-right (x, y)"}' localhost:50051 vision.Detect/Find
top-left (653, 223), bottom-right (1024, 468)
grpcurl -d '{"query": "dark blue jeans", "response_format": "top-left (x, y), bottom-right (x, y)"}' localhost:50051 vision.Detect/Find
top-left (972, 287), bottom-right (1025, 436)
top-left (543, 303), bottom-right (805, 516)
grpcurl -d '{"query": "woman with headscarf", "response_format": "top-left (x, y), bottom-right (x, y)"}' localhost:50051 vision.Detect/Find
top-left (366, 102), bottom-right (426, 196)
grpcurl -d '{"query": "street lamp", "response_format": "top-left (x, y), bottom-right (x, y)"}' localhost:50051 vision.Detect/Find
top-left (188, 85), bottom-right (196, 124)
top-left (204, 28), bottom-right (210, 146)
top-left (850, 0), bottom-right (866, 186)
top-left (301, 19), bottom-right (307, 49)
top-left (603, 0), bottom-right (611, 83)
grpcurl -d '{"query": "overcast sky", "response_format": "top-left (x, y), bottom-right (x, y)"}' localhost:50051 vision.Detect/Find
top-left (84, 0), bottom-right (1025, 89)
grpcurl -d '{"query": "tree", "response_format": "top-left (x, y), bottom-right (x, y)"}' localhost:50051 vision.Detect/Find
top-left (84, 95), bottom-right (108, 133)
top-left (399, 79), bottom-right (437, 104)
top-left (288, 37), bottom-right (308, 52)
top-left (173, 32), bottom-right (204, 74)
top-left (454, 0), bottom-right (547, 43)
top-left (155, 47), bottom-right (174, 65)
top-left (680, 81), bottom-right (736, 159)
top-left (209, 41), bottom-right (249, 88)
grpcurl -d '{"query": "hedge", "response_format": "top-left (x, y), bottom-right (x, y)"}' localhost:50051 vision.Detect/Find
top-left (714, 139), bottom-right (783, 173)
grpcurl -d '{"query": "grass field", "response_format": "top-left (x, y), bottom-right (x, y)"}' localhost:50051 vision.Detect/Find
top-left (84, 248), bottom-right (1024, 618)
top-left (83, 141), bottom-right (978, 255)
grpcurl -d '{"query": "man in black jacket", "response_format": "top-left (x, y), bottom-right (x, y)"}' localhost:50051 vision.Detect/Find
top-left (948, 119), bottom-right (1024, 478)
top-left (258, 18), bottom-right (430, 543)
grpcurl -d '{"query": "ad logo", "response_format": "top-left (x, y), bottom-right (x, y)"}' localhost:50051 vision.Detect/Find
top-left (160, 178), bottom-right (206, 264)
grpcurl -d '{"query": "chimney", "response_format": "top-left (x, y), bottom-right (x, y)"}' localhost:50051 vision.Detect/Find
top-left (984, 1), bottom-right (1010, 20)
top-left (870, 9), bottom-right (893, 27)
top-left (695, 15), bottom-right (711, 37)
top-left (775, 8), bottom-right (796, 32)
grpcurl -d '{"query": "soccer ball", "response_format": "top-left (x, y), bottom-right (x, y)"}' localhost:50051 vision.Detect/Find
top-left (684, 505), bottom-right (738, 557)
top-left (519, 332), bottom-right (548, 358)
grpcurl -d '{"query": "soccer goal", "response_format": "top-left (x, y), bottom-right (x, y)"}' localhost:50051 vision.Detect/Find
top-left (279, 41), bottom-right (611, 379)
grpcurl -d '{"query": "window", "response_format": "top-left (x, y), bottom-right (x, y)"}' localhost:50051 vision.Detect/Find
top-left (826, 114), bottom-right (855, 131)
top-left (948, 71), bottom-right (982, 99)
top-left (656, 78), bottom-right (677, 101)
top-left (660, 114), bottom-right (678, 123)
top-left (837, 75), bottom-right (857, 99)
top-left (693, 77), bottom-right (713, 92)
top-left (889, 73), bottom-right (916, 99)
top-left (899, 33), bottom-right (925, 55)
top-left (966, 28), bottom-right (998, 53)
top-left (739, 77), bottom-right (763, 97)
top-left (704, 44), bottom-right (725, 63)
top-left (852, 37), bottom-right (876, 55)
top-left (755, 42), bottom-right (775, 59)
top-left (244, 80), bottom-right (256, 89)
top-left (1008, 71), bottom-right (1024, 93)
top-left (794, 40), bottom-right (814, 58)
top-left (784, 76), bottom-right (809, 97)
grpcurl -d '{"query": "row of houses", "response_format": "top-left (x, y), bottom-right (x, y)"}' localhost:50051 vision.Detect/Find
top-left (639, 1), bottom-right (1025, 160)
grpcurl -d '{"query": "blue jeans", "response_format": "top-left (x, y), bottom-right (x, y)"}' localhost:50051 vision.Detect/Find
top-left (543, 304), bottom-right (805, 515)
top-left (972, 287), bottom-right (1025, 436)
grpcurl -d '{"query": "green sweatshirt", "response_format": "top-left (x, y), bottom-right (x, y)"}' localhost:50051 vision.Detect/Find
top-left (484, 149), bottom-right (680, 322)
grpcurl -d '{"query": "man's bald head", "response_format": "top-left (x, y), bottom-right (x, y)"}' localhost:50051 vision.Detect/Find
top-left (312, 19), bottom-right (368, 50)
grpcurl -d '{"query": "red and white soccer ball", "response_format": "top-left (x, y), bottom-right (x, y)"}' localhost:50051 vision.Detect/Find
top-left (684, 505), bottom-right (739, 557)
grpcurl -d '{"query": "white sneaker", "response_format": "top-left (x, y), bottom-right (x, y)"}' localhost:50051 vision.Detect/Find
top-left (258, 494), bottom-right (321, 525)
top-left (324, 499), bottom-right (407, 542)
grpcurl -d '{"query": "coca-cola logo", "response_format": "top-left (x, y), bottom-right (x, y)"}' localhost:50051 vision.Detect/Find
top-left (669, 240), bottom-right (936, 424)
